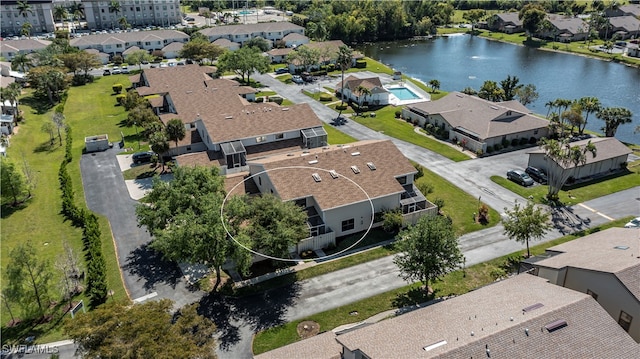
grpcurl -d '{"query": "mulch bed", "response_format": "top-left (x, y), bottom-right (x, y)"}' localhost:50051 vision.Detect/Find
top-left (296, 320), bottom-right (320, 339)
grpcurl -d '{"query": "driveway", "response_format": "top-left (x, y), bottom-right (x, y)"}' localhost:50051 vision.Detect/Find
top-left (80, 147), bottom-right (204, 308)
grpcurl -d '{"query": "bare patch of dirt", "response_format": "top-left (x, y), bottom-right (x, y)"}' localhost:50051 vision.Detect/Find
top-left (296, 320), bottom-right (320, 339)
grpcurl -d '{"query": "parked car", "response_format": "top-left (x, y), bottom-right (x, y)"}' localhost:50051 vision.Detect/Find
top-left (159, 63), bottom-right (168, 68)
top-left (291, 75), bottom-right (304, 84)
top-left (132, 151), bottom-right (154, 164)
top-left (111, 66), bottom-right (121, 74)
top-left (121, 66), bottom-right (130, 74)
top-left (624, 217), bottom-right (640, 228)
top-left (525, 166), bottom-right (548, 184)
top-left (507, 169), bottom-right (534, 186)
top-left (102, 69), bottom-right (111, 76)
top-left (275, 67), bottom-right (289, 75)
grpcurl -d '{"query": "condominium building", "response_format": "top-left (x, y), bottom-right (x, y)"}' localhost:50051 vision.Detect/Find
top-left (82, 0), bottom-right (182, 30)
top-left (1, 0), bottom-right (56, 36)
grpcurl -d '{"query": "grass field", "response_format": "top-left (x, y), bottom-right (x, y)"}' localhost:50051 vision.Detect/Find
top-left (252, 217), bottom-right (631, 354)
top-left (491, 160), bottom-right (640, 206)
top-left (324, 123), bottom-right (356, 145)
top-left (1, 75), bottom-right (133, 344)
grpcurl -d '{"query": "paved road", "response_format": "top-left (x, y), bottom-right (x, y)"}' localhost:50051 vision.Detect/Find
top-left (80, 147), bottom-right (204, 307)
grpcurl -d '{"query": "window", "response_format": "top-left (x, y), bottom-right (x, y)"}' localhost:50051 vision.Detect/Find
top-left (342, 219), bottom-right (355, 232)
top-left (397, 176), bottom-right (407, 185)
top-left (256, 136), bottom-right (266, 143)
top-left (258, 176), bottom-right (262, 186)
top-left (534, 129), bottom-right (539, 135)
top-left (619, 311), bottom-right (632, 332)
top-left (586, 289), bottom-right (598, 301)
top-left (275, 133), bottom-right (284, 140)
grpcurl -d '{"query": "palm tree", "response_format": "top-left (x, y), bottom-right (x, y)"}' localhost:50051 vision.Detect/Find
top-left (354, 85), bottom-right (372, 115)
top-left (3, 83), bottom-right (22, 123)
top-left (118, 16), bottom-right (129, 30)
top-left (17, 0), bottom-right (33, 18)
top-left (108, 1), bottom-right (122, 29)
top-left (53, 5), bottom-right (68, 25)
top-left (68, 2), bottom-right (85, 32)
top-left (336, 45), bottom-right (353, 105)
top-left (545, 100), bottom-right (555, 118)
top-left (149, 132), bottom-right (170, 171)
top-left (597, 107), bottom-right (633, 137)
top-left (428, 79), bottom-right (441, 93)
top-left (21, 22), bottom-right (32, 37)
top-left (577, 97), bottom-right (601, 134)
top-left (11, 53), bottom-right (32, 73)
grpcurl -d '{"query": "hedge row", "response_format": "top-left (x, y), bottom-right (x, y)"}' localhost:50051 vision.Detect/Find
top-left (58, 126), bottom-right (108, 308)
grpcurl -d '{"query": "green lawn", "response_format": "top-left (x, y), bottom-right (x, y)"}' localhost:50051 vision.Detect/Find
top-left (491, 160), bottom-right (640, 206)
top-left (352, 107), bottom-right (471, 162)
top-left (252, 217), bottom-right (630, 354)
top-left (1, 76), bottom-right (133, 343)
top-left (324, 123), bottom-right (357, 145)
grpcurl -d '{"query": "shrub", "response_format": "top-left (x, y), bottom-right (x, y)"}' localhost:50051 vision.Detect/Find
top-left (529, 137), bottom-right (538, 144)
top-left (255, 97), bottom-right (264, 103)
top-left (511, 138), bottom-right (519, 147)
top-left (355, 60), bottom-right (366, 68)
top-left (476, 149), bottom-right (483, 156)
top-left (327, 63), bottom-right (336, 71)
top-left (336, 104), bottom-right (348, 111)
top-left (478, 203), bottom-right (490, 223)
top-left (72, 74), bottom-right (93, 86)
top-left (319, 93), bottom-right (332, 102)
top-left (116, 94), bottom-right (126, 105)
top-left (268, 97), bottom-right (284, 105)
top-left (412, 119), bottom-right (419, 126)
top-left (502, 138), bottom-right (510, 148)
top-left (486, 145), bottom-right (494, 153)
top-left (112, 55), bottom-right (123, 65)
top-left (112, 84), bottom-right (123, 94)
top-left (494, 143), bottom-right (503, 151)
top-left (382, 209), bottom-right (403, 233)
top-left (519, 137), bottom-right (528, 146)
top-left (395, 110), bottom-right (402, 118)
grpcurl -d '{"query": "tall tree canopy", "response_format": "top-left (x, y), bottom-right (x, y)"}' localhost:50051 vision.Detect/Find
top-left (596, 107), bottom-right (633, 137)
top-left (179, 39), bottom-right (224, 63)
top-left (502, 200), bottom-right (551, 258)
top-left (393, 215), bottom-right (463, 294)
top-left (216, 47), bottom-right (270, 84)
top-left (1, 157), bottom-right (31, 206)
top-left (64, 299), bottom-right (217, 359)
top-left (519, 3), bottom-right (547, 40)
top-left (538, 137), bottom-right (597, 199)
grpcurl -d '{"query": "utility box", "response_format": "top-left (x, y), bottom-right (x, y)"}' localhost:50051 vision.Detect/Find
top-left (85, 134), bottom-right (110, 152)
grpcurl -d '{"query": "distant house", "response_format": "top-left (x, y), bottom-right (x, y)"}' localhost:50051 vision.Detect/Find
top-left (0, 114), bottom-right (14, 135)
top-left (161, 42), bottom-right (184, 59)
top-left (69, 30), bottom-right (189, 58)
top-left (608, 16), bottom-right (640, 40)
top-left (605, 4), bottom-right (640, 18)
top-left (527, 137), bottom-right (631, 182)
top-left (255, 274), bottom-right (639, 359)
top-left (522, 228), bottom-right (640, 343)
top-left (287, 40), bottom-right (363, 72)
top-left (335, 75), bottom-right (390, 106)
top-left (198, 22), bottom-right (305, 45)
top-left (282, 32), bottom-right (309, 48)
top-left (628, 43), bottom-right (640, 58)
top-left (540, 15), bottom-right (589, 42)
top-left (489, 12), bottom-right (523, 33)
top-left (84, 48), bottom-right (110, 65)
top-left (403, 92), bottom-right (549, 154)
top-left (267, 47), bottom-right (293, 63)
top-left (211, 38), bottom-right (240, 51)
top-left (0, 39), bottom-right (51, 61)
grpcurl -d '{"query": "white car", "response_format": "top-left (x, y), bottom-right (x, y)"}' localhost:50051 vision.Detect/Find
top-left (624, 217), bottom-right (640, 228)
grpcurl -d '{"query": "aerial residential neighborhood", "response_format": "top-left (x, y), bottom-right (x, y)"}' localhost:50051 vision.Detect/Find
top-left (1, 1), bottom-right (639, 359)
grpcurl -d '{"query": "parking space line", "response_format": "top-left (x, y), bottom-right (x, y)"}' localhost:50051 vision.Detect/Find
top-left (577, 203), bottom-right (615, 221)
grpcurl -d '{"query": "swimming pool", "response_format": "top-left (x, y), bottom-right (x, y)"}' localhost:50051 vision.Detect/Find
top-left (388, 87), bottom-right (421, 100)
top-left (238, 10), bottom-right (254, 15)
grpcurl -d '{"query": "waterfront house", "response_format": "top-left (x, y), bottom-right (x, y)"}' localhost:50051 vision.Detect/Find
top-left (255, 274), bottom-right (639, 359)
top-left (540, 15), bottom-right (589, 42)
top-left (527, 137), bottom-right (631, 183)
top-left (605, 4), bottom-right (640, 18)
top-left (521, 228), bottom-right (640, 343)
top-left (402, 92), bottom-right (549, 154)
top-left (287, 40), bottom-right (363, 72)
top-left (489, 12), bottom-right (523, 34)
top-left (335, 75), bottom-right (390, 106)
top-left (607, 16), bottom-right (640, 40)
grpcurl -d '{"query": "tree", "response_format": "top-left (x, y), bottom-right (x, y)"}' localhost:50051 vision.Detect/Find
top-left (108, 0), bottom-right (121, 28)
top-left (502, 200), bottom-right (551, 258)
top-left (27, 66), bottom-right (69, 105)
top-left (216, 47), bottom-right (270, 85)
top-left (126, 50), bottom-right (155, 69)
top-left (393, 215), bottom-right (463, 294)
top-left (287, 45), bottom-right (321, 72)
top-left (354, 85), bottom-right (372, 114)
top-left (461, 86), bottom-right (477, 96)
top-left (11, 53), bottom-right (33, 73)
top-left (21, 22), bottom-right (32, 37)
top-left (52, 111), bottom-right (65, 146)
top-left (576, 97), bottom-right (601, 135)
top-left (179, 39), bottom-right (224, 63)
top-left (41, 121), bottom-right (55, 145)
top-left (562, 105), bottom-right (584, 135)
top-left (68, 2), bottom-right (85, 32)
top-left (1, 157), bottom-right (30, 206)
top-left (55, 241), bottom-right (83, 309)
top-left (17, 0), bottom-right (33, 18)
top-left (462, 9), bottom-right (486, 32)
top-left (53, 5), bottom-right (68, 23)
top-left (499, 75), bottom-right (522, 101)
top-left (514, 83), bottom-right (538, 106)
top-left (336, 45), bottom-right (353, 104)
top-left (519, 4), bottom-right (546, 40)
top-left (244, 37), bottom-right (270, 52)
top-left (136, 166), bottom-right (250, 291)
top-left (166, 118), bottom-right (186, 148)
top-left (428, 79), bottom-right (440, 93)
top-left (538, 137), bottom-right (597, 199)
top-left (118, 16), bottom-right (130, 30)
top-left (231, 194), bottom-right (308, 261)
top-left (596, 107), bottom-right (633, 137)
top-left (2, 82), bottom-right (22, 122)
top-left (148, 131), bottom-right (170, 169)
top-left (478, 80), bottom-right (505, 102)
top-left (64, 299), bottom-right (217, 359)
top-left (3, 241), bottom-right (53, 318)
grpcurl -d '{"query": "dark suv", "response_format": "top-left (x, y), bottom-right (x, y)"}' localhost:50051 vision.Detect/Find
top-left (525, 166), bottom-right (548, 184)
top-left (132, 151), bottom-right (154, 164)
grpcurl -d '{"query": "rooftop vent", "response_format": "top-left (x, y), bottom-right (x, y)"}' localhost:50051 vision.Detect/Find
top-left (224, 116), bottom-right (233, 120)
top-left (614, 246), bottom-right (630, 250)
top-left (329, 170), bottom-right (339, 179)
top-left (312, 173), bottom-right (321, 182)
top-left (351, 165), bottom-right (360, 174)
top-left (342, 145), bottom-right (351, 149)
top-left (423, 340), bottom-right (447, 352)
top-left (367, 162), bottom-right (376, 170)
top-left (456, 93), bottom-right (464, 98)
top-left (522, 303), bottom-right (544, 312)
top-left (490, 105), bottom-right (499, 110)
top-left (282, 108), bottom-right (289, 111)
top-left (544, 319), bottom-right (567, 332)
top-left (308, 160), bottom-right (318, 164)
top-left (300, 153), bottom-right (310, 157)
top-left (351, 151), bottom-right (360, 156)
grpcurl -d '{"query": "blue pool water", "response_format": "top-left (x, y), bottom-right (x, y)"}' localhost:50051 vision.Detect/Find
top-left (238, 10), bottom-right (254, 15)
top-left (388, 87), bottom-right (420, 100)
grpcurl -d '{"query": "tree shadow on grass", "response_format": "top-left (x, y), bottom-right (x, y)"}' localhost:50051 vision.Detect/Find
top-left (19, 95), bottom-right (54, 115)
top-left (198, 282), bottom-right (301, 351)
top-left (1, 202), bottom-right (29, 219)
top-left (33, 140), bottom-right (59, 153)
top-left (392, 286), bottom-right (434, 309)
top-left (123, 243), bottom-right (196, 292)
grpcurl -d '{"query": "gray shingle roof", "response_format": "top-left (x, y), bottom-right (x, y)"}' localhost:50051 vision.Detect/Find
top-left (198, 22), bottom-right (304, 37)
top-left (527, 137), bottom-right (631, 168)
top-left (0, 39), bottom-right (51, 52)
top-left (69, 30), bottom-right (189, 47)
top-left (609, 16), bottom-right (640, 32)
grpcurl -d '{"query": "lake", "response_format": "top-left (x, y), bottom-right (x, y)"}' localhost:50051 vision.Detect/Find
top-left (357, 34), bottom-right (640, 145)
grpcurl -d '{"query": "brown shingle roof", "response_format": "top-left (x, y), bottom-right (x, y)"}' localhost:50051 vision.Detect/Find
top-left (527, 137), bottom-right (631, 168)
top-left (267, 47), bottom-right (293, 56)
top-left (336, 274), bottom-right (638, 358)
top-left (174, 150), bottom-right (220, 168)
top-left (251, 140), bottom-right (416, 210)
top-left (1, 38), bottom-right (51, 52)
top-left (407, 92), bottom-right (549, 140)
top-left (254, 331), bottom-right (342, 359)
top-left (336, 75), bottom-right (387, 94)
